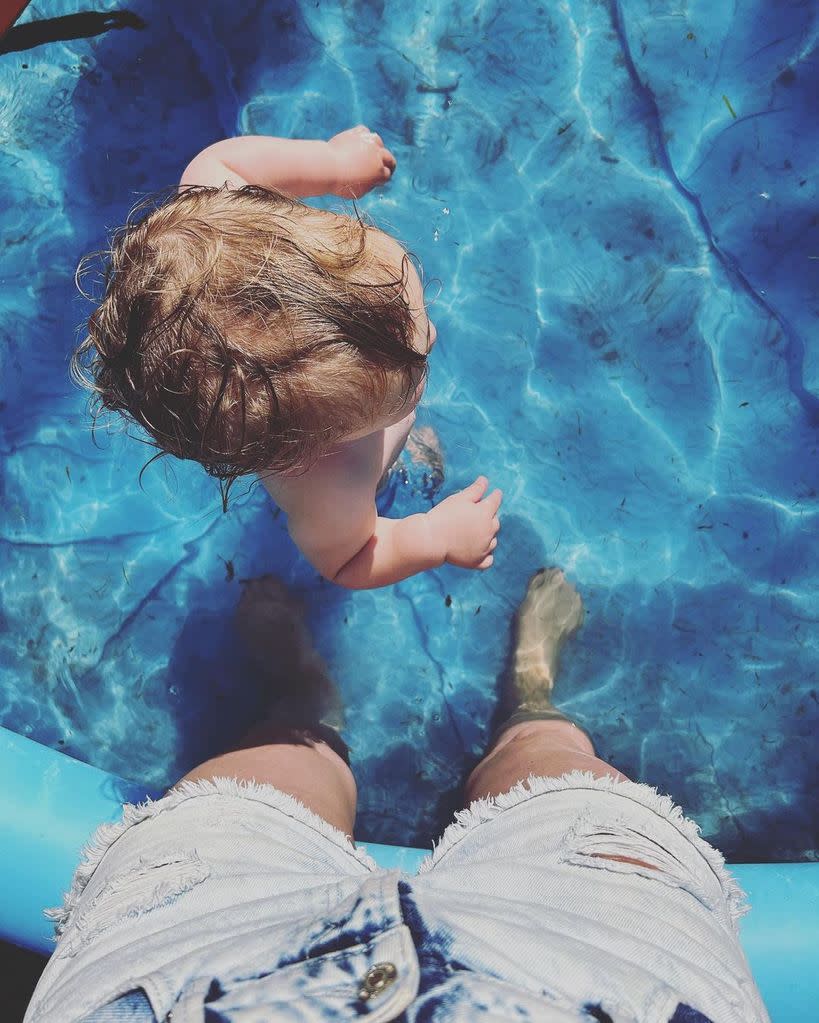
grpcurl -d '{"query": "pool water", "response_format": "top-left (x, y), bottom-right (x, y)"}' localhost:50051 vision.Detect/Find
top-left (1, 0), bottom-right (816, 861)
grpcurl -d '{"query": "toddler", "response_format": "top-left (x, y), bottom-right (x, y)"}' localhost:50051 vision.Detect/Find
top-left (73, 126), bottom-right (502, 588)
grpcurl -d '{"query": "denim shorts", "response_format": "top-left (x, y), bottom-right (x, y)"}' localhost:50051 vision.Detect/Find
top-left (25, 771), bottom-right (769, 1023)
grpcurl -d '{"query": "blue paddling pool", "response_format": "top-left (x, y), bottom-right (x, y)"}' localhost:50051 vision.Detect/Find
top-left (1, 1), bottom-right (817, 1019)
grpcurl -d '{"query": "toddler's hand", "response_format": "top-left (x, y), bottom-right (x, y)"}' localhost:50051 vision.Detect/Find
top-left (328, 125), bottom-right (397, 198)
top-left (429, 476), bottom-right (503, 570)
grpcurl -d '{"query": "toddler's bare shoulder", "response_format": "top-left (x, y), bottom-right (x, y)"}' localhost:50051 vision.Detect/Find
top-left (262, 442), bottom-right (379, 517)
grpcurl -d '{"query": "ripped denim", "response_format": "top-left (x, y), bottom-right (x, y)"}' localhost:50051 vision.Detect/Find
top-left (25, 772), bottom-right (769, 1023)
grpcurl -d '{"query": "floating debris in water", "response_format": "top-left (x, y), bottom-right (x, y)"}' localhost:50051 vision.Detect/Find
top-left (417, 78), bottom-right (459, 97)
top-left (722, 94), bottom-right (737, 118)
top-left (417, 78), bottom-right (459, 111)
top-left (1, 11), bottom-right (146, 56)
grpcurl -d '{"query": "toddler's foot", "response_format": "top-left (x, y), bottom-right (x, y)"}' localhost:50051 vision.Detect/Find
top-left (406, 425), bottom-right (445, 497)
top-left (377, 425), bottom-right (445, 503)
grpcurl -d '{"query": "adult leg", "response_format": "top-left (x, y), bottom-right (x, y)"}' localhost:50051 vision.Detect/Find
top-left (407, 570), bottom-right (767, 1023)
top-left (180, 739), bottom-right (356, 837)
top-left (466, 568), bottom-right (625, 804)
top-left (178, 576), bottom-right (356, 837)
top-left (463, 569), bottom-right (663, 872)
top-left (176, 571), bottom-right (769, 1022)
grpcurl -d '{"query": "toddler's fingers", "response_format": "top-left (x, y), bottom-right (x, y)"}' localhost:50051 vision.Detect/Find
top-left (484, 488), bottom-right (503, 514)
top-left (383, 149), bottom-right (397, 170)
top-left (491, 516), bottom-right (500, 533)
top-left (465, 476), bottom-right (489, 501)
top-left (478, 554), bottom-right (494, 570)
top-left (489, 538), bottom-right (498, 552)
top-left (370, 131), bottom-right (384, 146)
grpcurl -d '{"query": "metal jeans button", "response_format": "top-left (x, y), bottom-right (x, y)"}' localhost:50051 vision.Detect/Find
top-left (358, 961), bottom-right (398, 1001)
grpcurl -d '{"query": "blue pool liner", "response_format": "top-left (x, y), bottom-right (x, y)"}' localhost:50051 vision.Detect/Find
top-left (1, 725), bottom-right (815, 1021)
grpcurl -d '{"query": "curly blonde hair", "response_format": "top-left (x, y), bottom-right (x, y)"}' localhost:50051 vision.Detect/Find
top-left (72, 185), bottom-right (427, 502)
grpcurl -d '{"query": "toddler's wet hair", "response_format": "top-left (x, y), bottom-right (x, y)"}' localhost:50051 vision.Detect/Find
top-left (72, 185), bottom-right (427, 504)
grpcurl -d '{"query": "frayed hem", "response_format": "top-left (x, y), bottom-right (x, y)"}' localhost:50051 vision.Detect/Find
top-left (46, 776), bottom-right (376, 939)
top-left (418, 771), bottom-right (748, 924)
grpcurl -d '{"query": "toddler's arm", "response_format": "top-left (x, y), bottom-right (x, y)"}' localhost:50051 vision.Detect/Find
top-left (276, 465), bottom-right (502, 590)
top-left (180, 126), bottom-right (396, 198)
top-left (334, 478), bottom-right (502, 589)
